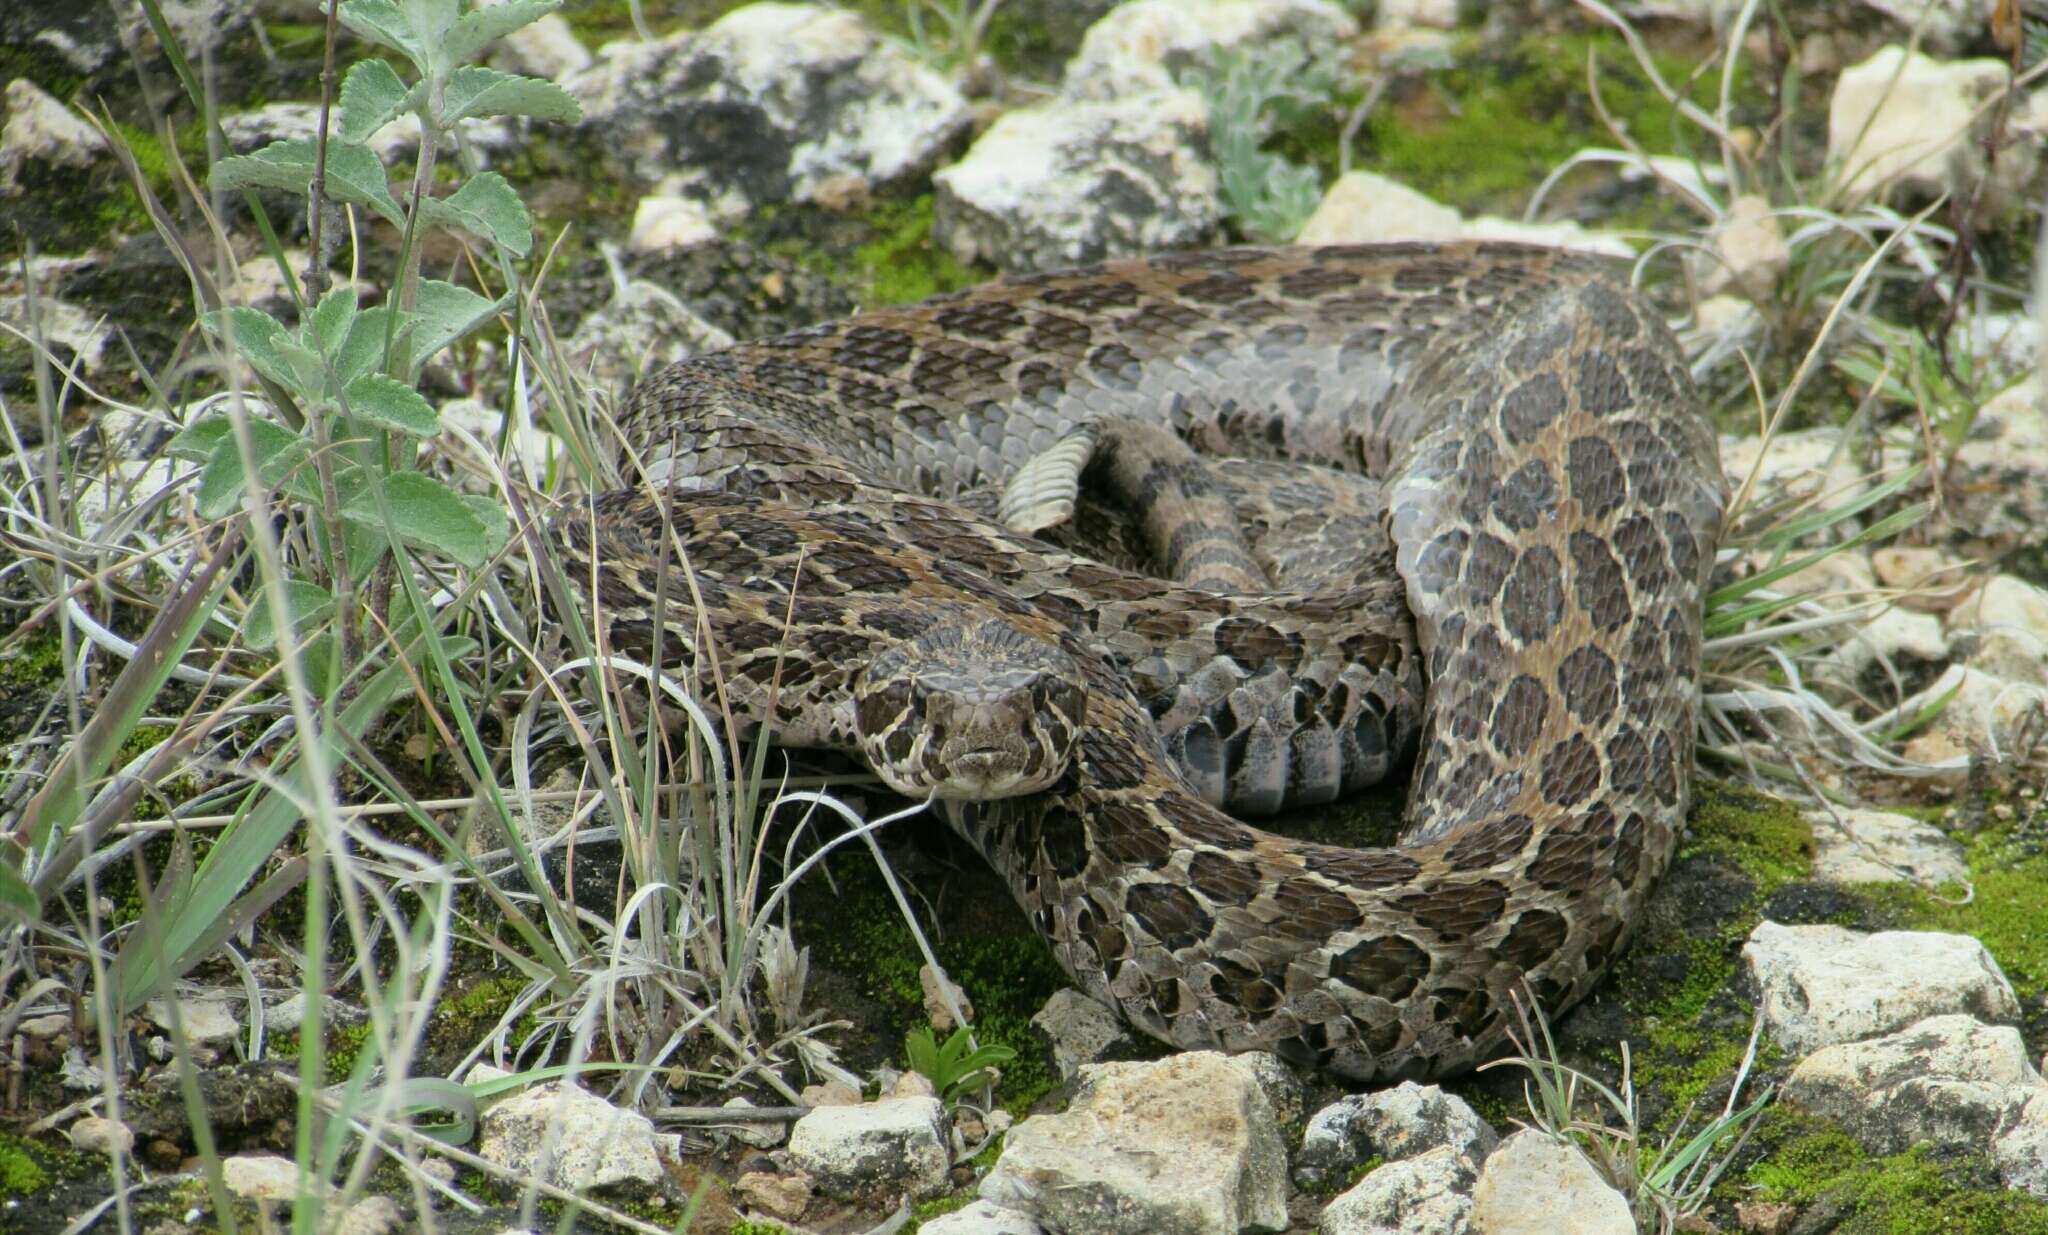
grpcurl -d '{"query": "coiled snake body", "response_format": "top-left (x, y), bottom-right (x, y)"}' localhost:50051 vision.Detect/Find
top-left (572, 243), bottom-right (1726, 1080)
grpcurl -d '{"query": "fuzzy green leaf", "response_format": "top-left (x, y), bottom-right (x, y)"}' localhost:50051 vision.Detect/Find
top-left (0, 863), bottom-right (37, 926)
top-left (337, 58), bottom-right (409, 144)
top-left (343, 373), bottom-right (441, 437)
top-left (417, 172), bottom-right (534, 256)
top-left (443, 0), bottom-right (560, 66)
top-left (333, 305), bottom-right (416, 386)
top-left (337, 0), bottom-right (426, 68)
top-left (342, 471), bottom-right (493, 567)
top-left (210, 139), bottom-right (403, 227)
top-left (166, 415), bottom-right (234, 461)
top-left (242, 578), bottom-right (337, 651)
top-left (440, 65), bottom-right (579, 124)
top-left (412, 280), bottom-right (507, 362)
top-left (461, 494), bottom-right (512, 553)
top-left (203, 306), bottom-right (304, 390)
top-left (307, 286), bottom-right (361, 360)
top-left (194, 420), bottom-right (316, 518)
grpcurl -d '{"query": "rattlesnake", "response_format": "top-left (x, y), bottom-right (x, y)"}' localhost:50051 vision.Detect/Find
top-left (566, 242), bottom-right (1727, 1080)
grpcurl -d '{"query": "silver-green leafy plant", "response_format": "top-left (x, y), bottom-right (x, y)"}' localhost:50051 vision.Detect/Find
top-left (905, 1024), bottom-right (1017, 1105)
top-left (1182, 41), bottom-right (1347, 244)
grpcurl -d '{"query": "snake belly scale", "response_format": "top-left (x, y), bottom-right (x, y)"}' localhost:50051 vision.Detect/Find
top-left (573, 242), bottom-right (1727, 1080)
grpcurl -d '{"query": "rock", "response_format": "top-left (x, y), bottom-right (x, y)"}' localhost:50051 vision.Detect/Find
top-left (567, 4), bottom-right (968, 212)
top-left (1373, 0), bottom-right (1462, 29)
top-left (482, 0), bottom-right (591, 81)
top-left (1827, 47), bottom-right (2034, 211)
top-left (1871, 546), bottom-right (1974, 613)
top-left (0, 292), bottom-right (115, 376)
top-left (335, 1195), bottom-right (404, 1235)
top-left (476, 1080), bottom-right (665, 1193)
top-left (1317, 1145), bottom-right (1476, 1235)
top-left (920, 1199), bottom-right (1047, 1235)
top-left (1, 77), bottom-right (109, 194)
top-left (1947, 377), bottom-right (2048, 548)
top-left (891, 1069), bottom-right (939, 1101)
top-left (1742, 922), bottom-right (2022, 1056)
top-left (1230, 1051), bottom-right (1305, 1128)
top-left (627, 194), bottom-right (719, 254)
top-left (217, 101), bottom-right (518, 167)
top-left (981, 1051), bottom-right (1288, 1235)
top-left (222, 1153), bottom-right (306, 1203)
top-left (734, 1168), bottom-right (812, 1221)
top-left (1894, 665), bottom-right (2048, 770)
top-left (1955, 309), bottom-right (2043, 376)
top-left (1785, 1014), bottom-right (2041, 1163)
top-left (1466, 1129), bottom-right (1634, 1235)
top-left (1954, 575), bottom-right (2048, 686)
top-left (922, 963), bottom-right (974, 1032)
top-left (1997, 1086), bottom-right (2048, 1197)
top-left (1717, 426), bottom-right (1876, 525)
top-left (1296, 1082), bottom-right (1497, 1190)
top-left (787, 1097), bottom-right (950, 1200)
top-left (800, 1080), bottom-right (861, 1107)
top-left (1032, 989), bottom-right (1133, 1081)
top-left (435, 398), bottom-right (566, 487)
top-left (933, 89), bottom-right (1220, 272)
top-left (1807, 806), bottom-right (1968, 887)
top-left (142, 994), bottom-right (242, 1049)
top-left (1059, 0), bottom-right (1359, 102)
top-left (1852, 0), bottom-right (2000, 55)
top-left (68, 1116), bottom-right (134, 1157)
top-left (562, 278), bottom-right (735, 402)
top-left (1296, 171), bottom-right (1634, 258)
top-left (719, 1097), bottom-right (787, 1150)
top-left (1820, 605), bottom-right (1948, 686)
top-left (1701, 193), bottom-right (1790, 300)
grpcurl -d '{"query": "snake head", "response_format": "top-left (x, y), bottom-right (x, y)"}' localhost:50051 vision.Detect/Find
top-left (854, 617), bottom-right (1087, 800)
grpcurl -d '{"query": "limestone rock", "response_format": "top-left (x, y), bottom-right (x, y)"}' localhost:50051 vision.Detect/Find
top-left (1297, 171), bottom-right (1633, 257)
top-left (787, 1096), bottom-right (950, 1200)
top-left (1, 78), bottom-right (108, 194)
top-left (1317, 1145), bottom-right (1476, 1235)
top-left (1032, 989), bottom-right (1133, 1081)
top-left (981, 1051), bottom-right (1288, 1235)
top-left (1466, 1129), bottom-right (1633, 1235)
top-left (920, 1199), bottom-right (1047, 1235)
top-left (1059, 0), bottom-right (1359, 102)
top-left (933, 89), bottom-right (1220, 272)
top-left (1827, 47), bottom-right (2033, 210)
top-left (476, 1080), bottom-right (665, 1193)
top-left (568, 4), bottom-right (968, 213)
top-left (1296, 1082), bottom-right (1496, 1190)
top-left (1786, 1014), bottom-right (2042, 1171)
top-left (1742, 922), bottom-right (2021, 1055)
top-left (1807, 806), bottom-right (1968, 888)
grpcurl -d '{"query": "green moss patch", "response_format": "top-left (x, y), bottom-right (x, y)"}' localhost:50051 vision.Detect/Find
top-left (1743, 1110), bottom-right (2048, 1234)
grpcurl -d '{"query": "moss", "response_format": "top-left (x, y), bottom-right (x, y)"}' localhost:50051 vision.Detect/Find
top-left (1363, 30), bottom-right (1749, 216)
top-left (1745, 1110), bottom-right (2048, 1233)
top-left (851, 194), bottom-right (981, 306)
top-left (0, 1134), bottom-right (52, 1196)
top-left (0, 630), bottom-right (65, 688)
top-left (1681, 779), bottom-right (1814, 892)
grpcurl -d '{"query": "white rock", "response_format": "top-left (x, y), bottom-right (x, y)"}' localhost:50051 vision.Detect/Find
top-left (481, 0), bottom-right (591, 81)
top-left (1742, 922), bottom-right (2021, 1056)
top-left (933, 89), bottom-right (1220, 272)
top-left (1947, 376), bottom-right (2048, 546)
top-left (335, 1195), bottom-right (404, 1235)
top-left (1718, 425), bottom-right (1885, 523)
top-left (787, 1097), bottom-right (950, 1200)
top-left (476, 1081), bottom-right (665, 1192)
top-left (143, 994), bottom-right (242, 1048)
top-left (1318, 1145), bottom-right (1476, 1235)
top-left (1807, 806), bottom-right (1968, 887)
top-left (1060, 0), bottom-right (1359, 102)
top-left (1827, 47), bottom-right (2034, 209)
top-left (0, 78), bottom-right (109, 194)
top-left (1374, 0), bottom-right (1461, 29)
top-left (0, 293), bottom-right (115, 375)
top-left (217, 100), bottom-right (517, 166)
top-left (1996, 1086), bottom-right (2048, 1197)
top-left (1466, 1129), bottom-right (1634, 1235)
top-left (563, 278), bottom-right (735, 401)
top-left (1954, 576), bottom-right (2048, 685)
top-left (1297, 1082), bottom-right (1496, 1190)
top-left (718, 1096), bottom-right (787, 1149)
top-left (436, 398), bottom-right (566, 486)
top-left (920, 1199), bottom-right (1047, 1235)
top-left (1785, 1014), bottom-right (2041, 1159)
top-left (1821, 605), bottom-right (1948, 684)
top-left (68, 1116), bottom-right (134, 1157)
top-left (1955, 310), bottom-right (2042, 377)
top-left (1296, 171), bottom-right (1634, 258)
top-left (922, 963), bottom-right (974, 1032)
top-left (1702, 193), bottom-right (1789, 298)
top-left (568, 5), bottom-right (968, 207)
top-left (734, 1169), bottom-right (812, 1221)
top-left (1871, 545), bottom-right (1975, 612)
top-left (1032, 989), bottom-right (1133, 1081)
top-left (627, 194), bottom-right (719, 253)
top-left (1852, 0), bottom-right (2000, 55)
top-left (222, 1153), bottom-right (307, 1202)
top-left (981, 1051), bottom-right (1288, 1235)
top-left (1895, 665), bottom-right (2048, 768)
top-left (1229, 1051), bottom-right (1306, 1128)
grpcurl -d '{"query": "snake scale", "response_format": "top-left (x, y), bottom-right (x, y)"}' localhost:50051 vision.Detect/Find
top-left (566, 242), bottom-right (1727, 1080)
